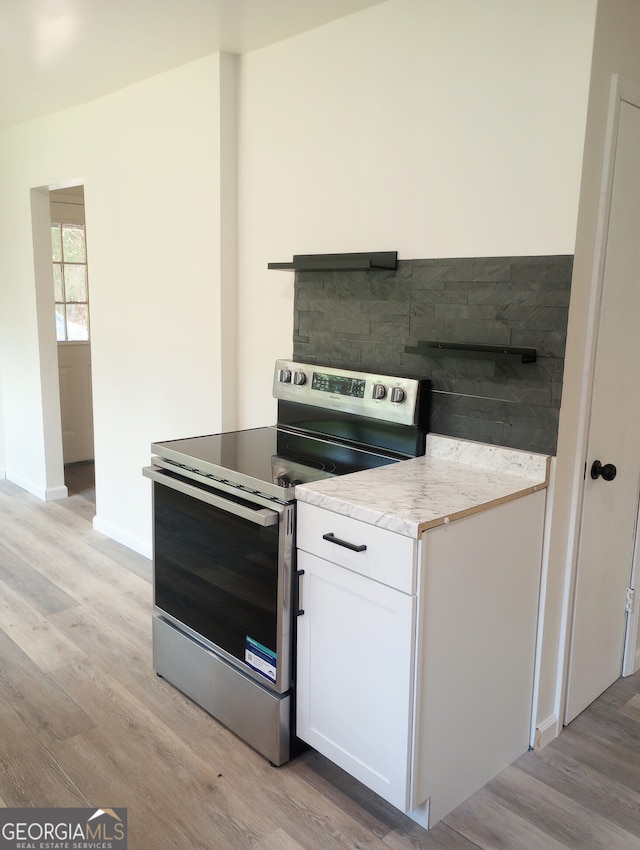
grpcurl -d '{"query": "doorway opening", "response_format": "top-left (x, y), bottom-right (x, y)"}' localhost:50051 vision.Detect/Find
top-left (49, 185), bottom-right (95, 502)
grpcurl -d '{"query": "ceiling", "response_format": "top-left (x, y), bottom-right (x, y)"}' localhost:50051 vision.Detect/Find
top-left (0, 0), bottom-right (388, 131)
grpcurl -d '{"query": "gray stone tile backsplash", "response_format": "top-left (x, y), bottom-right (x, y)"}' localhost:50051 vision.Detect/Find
top-left (293, 255), bottom-right (572, 455)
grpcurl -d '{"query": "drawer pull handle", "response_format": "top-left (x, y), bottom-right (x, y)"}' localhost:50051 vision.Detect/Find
top-left (295, 569), bottom-right (305, 616)
top-left (322, 533), bottom-right (367, 553)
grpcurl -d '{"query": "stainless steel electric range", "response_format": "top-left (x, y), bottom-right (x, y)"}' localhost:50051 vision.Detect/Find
top-left (143, 359), bottom-right (430, 765)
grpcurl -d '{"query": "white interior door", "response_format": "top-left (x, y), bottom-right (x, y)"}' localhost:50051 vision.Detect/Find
top-left (58, 341), bottom-right (94, 464)
top-left (566, 97), bottom-right (640, 723)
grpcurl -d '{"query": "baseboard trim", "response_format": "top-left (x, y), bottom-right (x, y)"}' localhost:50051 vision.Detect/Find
top-left (5, 473), bottom-right (69, 501)
top-left (93, 515), bottom-right (152, 560)
top-left (535, 714), bottom-right (559, 749)
top-left (6, 472), bottom-right (47, 500)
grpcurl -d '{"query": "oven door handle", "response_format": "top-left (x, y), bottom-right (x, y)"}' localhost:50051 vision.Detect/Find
top-left (142, 466), bottom-right (280, 527)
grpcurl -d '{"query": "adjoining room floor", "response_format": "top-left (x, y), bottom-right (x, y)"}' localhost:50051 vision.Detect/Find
top-left (64, 460), bottom-right (95, 503)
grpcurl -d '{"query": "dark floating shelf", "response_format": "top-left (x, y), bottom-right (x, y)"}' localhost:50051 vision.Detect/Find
top-left (268, 251), bottom-right (398, 272)
top-left (405, 341), bottom-right (537, 364)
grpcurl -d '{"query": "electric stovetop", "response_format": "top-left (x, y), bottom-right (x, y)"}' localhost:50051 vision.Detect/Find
top-left (152, 425), bottom-right (402, 497)
top-left (152, 359), bottom-right (430, 501)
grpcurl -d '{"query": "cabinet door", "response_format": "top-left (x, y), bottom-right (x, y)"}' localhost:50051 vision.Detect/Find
top-left (296, 549), bottom-right (415, 811)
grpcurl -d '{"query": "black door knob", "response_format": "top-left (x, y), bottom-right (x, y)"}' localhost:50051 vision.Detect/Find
top-left (590, 460), bottom-right (617, 481)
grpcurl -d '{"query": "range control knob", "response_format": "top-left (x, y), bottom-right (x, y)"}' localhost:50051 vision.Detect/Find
top-left (278, 368), bottom-right (292, 383)
top-left (293, 370), bottom-right (307, 386)
top-left (372, 383), bottom-right (387, 400)
top-left (390, 386), bottom-right (406, 404)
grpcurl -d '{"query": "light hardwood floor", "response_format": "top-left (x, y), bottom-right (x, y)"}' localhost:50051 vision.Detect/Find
top-left (0, 470), bottom-right (639, 849)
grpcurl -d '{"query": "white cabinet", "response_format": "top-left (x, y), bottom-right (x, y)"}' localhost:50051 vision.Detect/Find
top-left (296, 549), bottom-right (415, 810)
top-left (295, 490), bottom-right (547, 828)
top-left (413, 489), bottom-right (546, 825)
top-left (295, 503), bottom-right (418, 810)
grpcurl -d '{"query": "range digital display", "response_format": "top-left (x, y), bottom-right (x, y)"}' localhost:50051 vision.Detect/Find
top-left (311, 371), bottom-right (366, 398)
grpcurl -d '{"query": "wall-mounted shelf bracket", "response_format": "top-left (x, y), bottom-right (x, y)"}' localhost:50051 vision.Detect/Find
top-left (268, 251), bottom-right (398, 272)
top-left (404, 340), bottom-right (537, 364)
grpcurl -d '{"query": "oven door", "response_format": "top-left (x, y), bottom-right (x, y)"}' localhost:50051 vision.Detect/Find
top-left (144, 466), bottom-right (294, 695)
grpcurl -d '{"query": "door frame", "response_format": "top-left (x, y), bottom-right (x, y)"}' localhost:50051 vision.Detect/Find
top-left (561, 74), bottom-right (640, 723)
top-left (30, 186), bottom-right (67, 500)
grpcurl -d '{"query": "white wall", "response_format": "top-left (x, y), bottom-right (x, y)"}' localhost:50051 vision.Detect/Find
top-left (0, 261), bottom-right (4, 477)
top-left (0, 53), bottom-right (235, 554)
top-left (0, 365), bottom-right (4, 477)
top-left (236, 0), bottom-right (596, 426)
top-left (0, 183), bottom-right (51, 495)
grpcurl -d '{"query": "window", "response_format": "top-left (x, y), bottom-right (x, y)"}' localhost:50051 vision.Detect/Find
top-left (52, 222), bottom-right (90, 341)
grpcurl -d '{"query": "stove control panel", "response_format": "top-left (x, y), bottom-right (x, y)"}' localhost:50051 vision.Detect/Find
top-left (273, 359), bottom-right (425, 426)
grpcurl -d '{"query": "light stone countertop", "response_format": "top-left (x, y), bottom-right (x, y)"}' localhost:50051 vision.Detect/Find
top-left (295, 434), bottom-right (551, 539)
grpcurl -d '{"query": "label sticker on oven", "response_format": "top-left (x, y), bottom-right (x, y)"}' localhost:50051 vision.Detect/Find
top-left (245, 637), bottom-right (277, 682)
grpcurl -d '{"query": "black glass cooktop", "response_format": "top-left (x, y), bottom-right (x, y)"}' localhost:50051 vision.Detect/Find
top-left (152, 425), bottom-right (401, 497)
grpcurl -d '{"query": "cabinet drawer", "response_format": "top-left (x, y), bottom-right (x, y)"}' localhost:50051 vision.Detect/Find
top-left (296, 502), bottom-right (416, 593)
